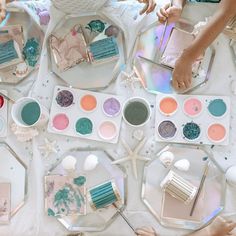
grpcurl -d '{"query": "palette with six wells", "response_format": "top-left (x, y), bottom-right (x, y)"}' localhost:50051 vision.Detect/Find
top-left (155, 94), bottom-right (230, 145)
top-left (48, 86), bottom-right (124, 144)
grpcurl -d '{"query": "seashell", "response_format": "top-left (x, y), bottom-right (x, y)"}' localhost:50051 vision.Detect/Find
top-left (11, 122), bottom-right (39, 142)
top-left (61, 155), bottom-right (77, 171)
top-left (83, 154), bottom-right (98, 171)
top-left (226, 165), bottom-right (236, 187)
top-left (133, 129), bottom-right (144, 141)
top-left (135, 227), bottom-right (157, 236)
top-left (231, 80), bottom-right (236, 95)
top-left (159, 151), bottom-right (175, 168)
top-left (174, 159), bottom-right (190, 172)
top-left (15, 62), bottom-right (29, 78)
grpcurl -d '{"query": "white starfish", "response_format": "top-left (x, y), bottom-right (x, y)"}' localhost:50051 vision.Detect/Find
top-left (38, 138), bottom-right (58, 158)
top-left (120, 70), bottom-right (141, 90)
top-left (112, 138), bottom-right (151, 179)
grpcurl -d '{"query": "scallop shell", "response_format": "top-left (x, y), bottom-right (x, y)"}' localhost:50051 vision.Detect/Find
top-left (83, 154), bottom-right (98, 171)
top-left (136, 227), bottom-right (157, 236)
top-left (226, 165), bottom-right (236, 187)
top-left (174, 159), bottom-right (190, 172)
top-left (11, 122), bottom-right (39, 142)
top-left (61, 155), bottom-right (77, 171)
top-left (159, 151), bottom-right (175, 168)
top-left (15, 62), bottom-right (29, 78)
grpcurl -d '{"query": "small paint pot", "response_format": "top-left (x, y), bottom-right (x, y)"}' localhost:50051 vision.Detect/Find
top-left (55, 90), bottom-right (74, 108)
top-left (102, 97), bottom-right (121, 117)
top-left (122, 97), bottom-right (151, 127)
top-left (182, 122), bottom-right (201, 141)
top-left (11, 97), bottom-right (49, 128)
top-left (159, 96), bottom-right (178, 116)
top-left (207, 99), bottom-right (227, 118)
top-left (75, 117), bottom-right (93, 136)
top-left (183, 97), bottom-right (202, 117)
top-left (52, 113), bottom-right (70, 131)
top-left (98, 121), bottom-right (117, 141)
top-left (80, 94), bottom-right (97, 112)
top-left (157, 120), bottom-right (177, 140)
top-left (207, 123), bottom-right (226, 143)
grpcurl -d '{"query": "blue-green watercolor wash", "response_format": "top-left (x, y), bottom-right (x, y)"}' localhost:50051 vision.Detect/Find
top-left (208, 99), bottom-right (226, 117)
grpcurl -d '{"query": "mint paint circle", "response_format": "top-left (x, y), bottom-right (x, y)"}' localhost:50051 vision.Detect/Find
top-left (183, 122), bottom-right (201, 140)
top-left (21, 102), bottom-right (40, 125)
top-left (124, 101), bottom-right (148, 126)
top-left (208, 99), bottom-right (226, 117)
top-left (76, 118), bottom-right (93, 135)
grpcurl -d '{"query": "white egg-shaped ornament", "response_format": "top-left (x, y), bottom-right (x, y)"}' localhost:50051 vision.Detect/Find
top-left (61, 155), bottom-right (77, 171)
top-left (83, 154), bottom-right (99, 171)
top-left (174, 159), bottom-right (190, 172)
top-left (159, 151), bottom-right (175, 168)
top-left (226, 165), bottom-right (236, 187)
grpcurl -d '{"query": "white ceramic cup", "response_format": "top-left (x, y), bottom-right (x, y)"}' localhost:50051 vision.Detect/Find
top-left (122, 97), bottom-right (151, 127)
top-left (11, 97), bottom-right (49, 128)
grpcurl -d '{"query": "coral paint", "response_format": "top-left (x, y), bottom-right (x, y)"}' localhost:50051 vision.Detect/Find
top-left (184, 98), bottom-right (202, 117)
top-left (53, 114), bottom-right (69, 130)
top-left (208, 124), bottom-right (226, 142)
top-left (80, 95), bottom-right (97, 112)
top-left (98, 121), bottom-right (117, 140)
top-left (159, 97), bottom-right (178, 116)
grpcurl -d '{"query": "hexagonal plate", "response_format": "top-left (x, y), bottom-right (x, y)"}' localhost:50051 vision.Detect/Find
top-left (48, 14), bottom-right (126, 90)
top-left (0, 8), bottom-right (44, 84)
top-left (132, 20), bottom-right (215, 94)
top-left (0, 142), bottom-right (27, 219)
top-left (142, 144), bottom-right (226, 230)
top-left (47, 148), bottom-right (127, 232)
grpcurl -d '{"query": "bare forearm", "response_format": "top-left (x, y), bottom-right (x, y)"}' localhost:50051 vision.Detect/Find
top-left (173, 0), bottom-right (186, 8)
top-left (182, 0), bottom-right (236, 62)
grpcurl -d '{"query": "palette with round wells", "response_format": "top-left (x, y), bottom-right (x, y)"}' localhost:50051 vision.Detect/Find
top-left (47, 86), bottom-right (124, 144)
top-left (155, 94), bottom-right (230, 145)
top-left (0, 90), bottom-right (8, 137)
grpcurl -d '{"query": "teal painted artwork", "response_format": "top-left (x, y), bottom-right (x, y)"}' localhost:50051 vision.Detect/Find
top-left (23, 38), bottom-right (40, 67)
top-left (86, 20), bottom-right (106, 34)
top-left (45, 175), bottom-right (86, 217)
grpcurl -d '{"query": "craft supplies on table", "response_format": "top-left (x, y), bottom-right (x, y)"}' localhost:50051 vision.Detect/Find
top-left (0, 90), bottom-right (8, 138)
top-left (155, 94), bottom-right (230, 145)
top-left (48, 86), bottom-right (124, 144)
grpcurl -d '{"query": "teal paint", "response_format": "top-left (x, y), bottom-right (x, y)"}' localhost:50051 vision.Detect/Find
top-left (21, 102), bottom-right (40, 125)
top-left (124, 101), bottom-right (148, 126)
top-left (208, 99), bottom-right (226, 117)
top-left (183, 122), bottom-right (201, 140)
top-left (75, 118), bottom-right (93, 135)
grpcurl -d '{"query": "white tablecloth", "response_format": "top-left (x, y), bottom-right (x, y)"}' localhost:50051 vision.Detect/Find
top-left (1, 1), bottom-right (236, 236)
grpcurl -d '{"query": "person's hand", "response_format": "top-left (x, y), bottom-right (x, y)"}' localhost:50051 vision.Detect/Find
top-left (157, 3), bottom-right (182, 24)
top-left (138, 0), bottom-right (156, 15)
top-left (0, 0), bottom-right (6, 23)
top-left (172, 53), bottom-right (193, 91)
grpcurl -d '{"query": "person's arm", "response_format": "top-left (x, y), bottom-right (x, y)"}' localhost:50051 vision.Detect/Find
top-left (173, 0), bottom-right (236, 90)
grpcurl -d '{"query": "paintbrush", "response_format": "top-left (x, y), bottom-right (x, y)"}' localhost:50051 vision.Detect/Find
top-left (190, 161), bottom-right (210, 216)
top-left (159, 0), bottom-right (174, 51)
top-left (0, 91), bottom-right (15, 104)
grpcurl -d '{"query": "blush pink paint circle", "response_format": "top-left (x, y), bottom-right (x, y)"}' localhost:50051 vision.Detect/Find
top-left (207, 123), bottom-right (226, 143)
top-left (183, 98), bottom-right (202, 117)
top-left (52, 113), bottom-right (69, 131)
top-left (98, 121), bottom-right (117, 140)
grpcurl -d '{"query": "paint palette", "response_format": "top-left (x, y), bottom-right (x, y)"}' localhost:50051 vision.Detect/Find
top-left (0, 90), bottom-right (8, 137)
top-left (155, 94), bottom-right (230, 145)
top-left (48, 86), bottom-right (124, 144)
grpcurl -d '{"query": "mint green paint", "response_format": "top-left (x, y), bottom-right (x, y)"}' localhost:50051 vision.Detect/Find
top-left (76, 118), bottom-right (93, 135)
top-left (208, 99), bottom-right (226, 117)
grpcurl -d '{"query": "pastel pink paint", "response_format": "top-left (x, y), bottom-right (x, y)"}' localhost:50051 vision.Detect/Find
top-left (208, 123), bottom-right (226, 142)
top-left (184, 98), bottom-right (202, 117)
top-left (52, 113), bottom-right (69, 130)
top-left (98, 121), bottom-right (117, 140)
